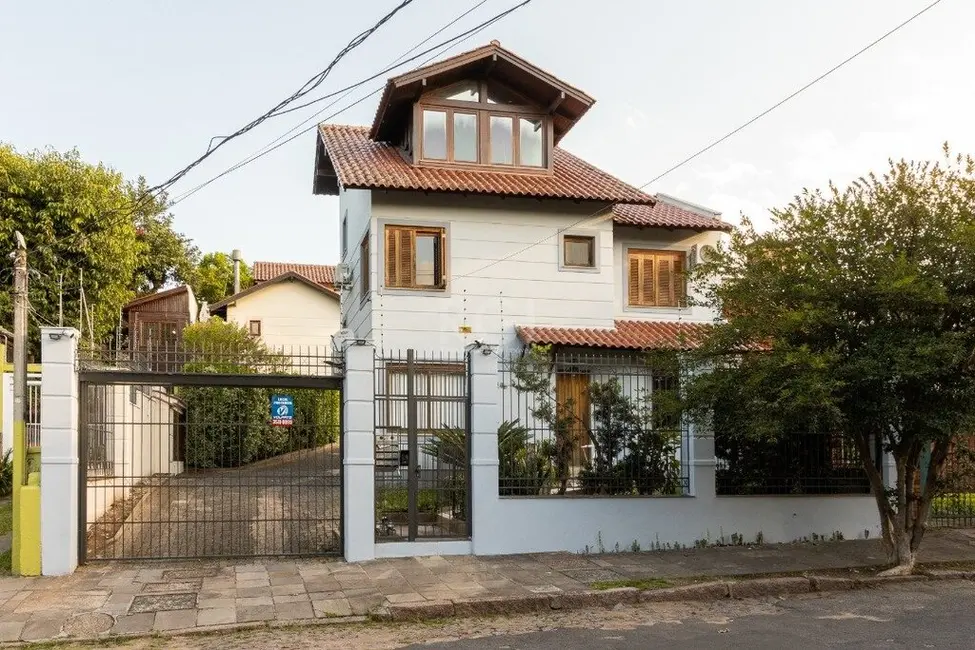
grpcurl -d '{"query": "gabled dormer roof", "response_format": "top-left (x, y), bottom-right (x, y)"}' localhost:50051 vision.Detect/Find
top-left (370, 41), bottom-right (595, 146)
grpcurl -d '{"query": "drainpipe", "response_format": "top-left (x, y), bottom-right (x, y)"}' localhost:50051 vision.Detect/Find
top-left (231, 249), bottom-right (242, 294)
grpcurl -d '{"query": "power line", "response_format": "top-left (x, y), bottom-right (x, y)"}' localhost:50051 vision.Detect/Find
top-left (170, 0), bottom-right (530, 206)
top-left (146, 0), bottom-right (418, 196)
top-left (449, 0), bottom-right (945, 285)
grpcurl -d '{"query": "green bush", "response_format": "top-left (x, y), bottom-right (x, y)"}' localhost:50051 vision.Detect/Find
top-left (932, 493), bottom-right (975, 518)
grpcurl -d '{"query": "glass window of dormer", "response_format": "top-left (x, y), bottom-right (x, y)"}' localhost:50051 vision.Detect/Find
top-left (437, 81), bottom-right (480, 102)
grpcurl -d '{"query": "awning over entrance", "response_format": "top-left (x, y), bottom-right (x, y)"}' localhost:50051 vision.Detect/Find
top-left (515, 319), bottom-right (714, 351)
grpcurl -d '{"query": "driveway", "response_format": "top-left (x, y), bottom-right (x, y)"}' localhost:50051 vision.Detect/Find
top-left (88, 444), bottom-right (342, 560)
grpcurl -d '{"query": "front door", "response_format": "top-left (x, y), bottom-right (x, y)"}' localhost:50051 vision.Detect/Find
top-left (555, 372), bottom-right (591, 468)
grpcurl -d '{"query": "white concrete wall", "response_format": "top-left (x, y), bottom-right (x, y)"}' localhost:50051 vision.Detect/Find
top-left (613, 226), bottom-right (725, 323)
top-left (86, 385), bottom-right (182, 525)
top-left (369, 193), bottom-right (616, 354)
top-left (225, 279), bottom-right (340, 352)
top-left (340, 187), bottom-right (374, 343)
top-left (468, 349), bottom-right (881, 556)
top-left (1, 373), bottom-right (10, 454)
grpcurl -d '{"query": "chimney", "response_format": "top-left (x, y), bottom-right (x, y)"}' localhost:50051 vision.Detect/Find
top-left (231, 249), bottom-right (242, 294)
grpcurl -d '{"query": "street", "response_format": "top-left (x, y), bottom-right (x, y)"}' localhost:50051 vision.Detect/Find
top-left (63, 580), bottom-right (975, 650)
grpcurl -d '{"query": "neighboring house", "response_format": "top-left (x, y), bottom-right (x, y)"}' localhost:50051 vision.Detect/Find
top-left (122, 285), bottom-right (198, 353)
top-left (211, 262), bottom-right (341, 352)
top-left (313, 41), bottom-right (731, 358)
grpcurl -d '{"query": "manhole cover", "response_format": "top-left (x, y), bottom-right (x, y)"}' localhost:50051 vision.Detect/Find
top-left (63, 613), bottom-right (114, 636)
top-left (130, 593), bottom-right (197, 614)
top-left (162, 568), bottom-right (219, 580)
top-left (142, 580), bottom-right (203, 593)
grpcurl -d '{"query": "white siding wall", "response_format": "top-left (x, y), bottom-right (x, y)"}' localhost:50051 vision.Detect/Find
top-left (613, 226), bottom-right (725, 323)
top-left (369, 193), bottom-right (616, 354)
top-left (226, 280), bottom-right (340, 353)
top-left (340, 187), bottom-right (374, 342)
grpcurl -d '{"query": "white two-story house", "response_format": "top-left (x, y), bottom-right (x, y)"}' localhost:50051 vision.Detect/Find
top-left (313, 41), bottom-right (731, 359)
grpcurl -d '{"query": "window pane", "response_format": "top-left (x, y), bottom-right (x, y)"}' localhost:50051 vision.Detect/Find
top-left (564, 236), bottom-right (594, 267)
top-left (415, 233), bottom-right (437, 286)
top-left (490, 116), bottom-right (513, 164)
top-left (453, 113), bottom-right (478, 162)
top-left (422, 110), bottom-right (447, 160)
top-left (486, 84), bottom-right (518, 104)
top-left (440, 82), bottom-right (479, 102)
top-left (519, 117), bottom-right (545, 167)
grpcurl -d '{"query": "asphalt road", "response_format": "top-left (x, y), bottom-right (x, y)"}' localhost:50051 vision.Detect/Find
top-left (405, 581), bottom-right (975, 650)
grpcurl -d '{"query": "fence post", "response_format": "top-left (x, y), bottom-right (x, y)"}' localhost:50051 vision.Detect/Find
top-left (40, 327), bottom-right (80, 575)
top-left (343, 343), bottom-right (375, 563)
top-left (467, 344), bottom-right (500, 555)
top-left (690, 425), bottom-right (717, 499)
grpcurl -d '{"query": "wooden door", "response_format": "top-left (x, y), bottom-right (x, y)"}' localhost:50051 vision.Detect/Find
top-left (555, 373), bottom-right (591, 468)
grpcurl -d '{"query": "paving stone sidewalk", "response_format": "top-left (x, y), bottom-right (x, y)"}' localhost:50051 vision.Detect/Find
top-left (0, 529), bottom-right (972, 644)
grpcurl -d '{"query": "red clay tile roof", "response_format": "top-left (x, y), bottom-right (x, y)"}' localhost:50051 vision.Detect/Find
top-left (516, 319), bottom-right (713, 350)
top-left (613, 202), bottom-right (733, 232)
top-left (318, 124), bottom-right (656, 205)
top-left (252, 261), bottom-right (335, 287)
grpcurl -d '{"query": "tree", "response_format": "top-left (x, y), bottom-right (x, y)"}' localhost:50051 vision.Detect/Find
top-left (129, 178), bottom-right (199, 294)
top-left (189, 251), bottom-right (252, 305)
top-left (0, 146), bottom-right (197, 351)
top-left (686, 148), bottom-right (975, 573)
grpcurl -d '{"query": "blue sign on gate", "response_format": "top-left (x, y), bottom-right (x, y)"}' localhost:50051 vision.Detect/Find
top-left (270, 394), bottom-right (294, 427)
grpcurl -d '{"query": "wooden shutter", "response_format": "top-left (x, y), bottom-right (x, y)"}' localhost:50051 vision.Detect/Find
top-left (628, 249), bottom-right (686, 307)
top-left (628, 255), bottom-right (641, 305)
top-left (384, 227), bottom-right (416, 288)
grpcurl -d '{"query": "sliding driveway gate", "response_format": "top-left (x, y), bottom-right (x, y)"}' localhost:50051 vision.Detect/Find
top-left (78, 343), bottom-right (343, 562)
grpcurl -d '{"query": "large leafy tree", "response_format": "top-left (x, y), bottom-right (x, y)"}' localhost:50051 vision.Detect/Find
top-left (686, 148), bottom-right (975, 573)
top-left (0, 146), bottom-right (197, 350)
top-left (188, 251), bottom-right (252, 305)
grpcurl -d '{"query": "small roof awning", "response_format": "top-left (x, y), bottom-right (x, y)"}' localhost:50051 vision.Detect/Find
top-left (516, 319), bottom-right (714, 350)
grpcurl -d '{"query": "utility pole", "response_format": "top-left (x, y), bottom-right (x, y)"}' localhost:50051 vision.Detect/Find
top-left (232, 249), bottom-right (242, 295)
top-left (11, 232), bottom-right (27, 574)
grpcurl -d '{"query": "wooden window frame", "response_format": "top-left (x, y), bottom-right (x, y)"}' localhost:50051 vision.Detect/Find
top-left (562, 234), bottom-right (596, 269)
top-left (413, 79), bottom-right (553, 173)
top-left (383, 224), bottom-right (448, 291)
top-left (248, 320), bottom-right (262, 337)
top-left (360, 234), bottom-right (370, 303)
top-left (626, 248), bottom-right (688, 308)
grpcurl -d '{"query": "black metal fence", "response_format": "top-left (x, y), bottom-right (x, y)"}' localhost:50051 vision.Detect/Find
top-left (374, 350), bottom-right (470, 542)
top-left (931, 437), bottom-right (975, 527)
top-left (715, 428), bottom-right (873, 496)
top-left (499, 350), bottom-right (690, 497)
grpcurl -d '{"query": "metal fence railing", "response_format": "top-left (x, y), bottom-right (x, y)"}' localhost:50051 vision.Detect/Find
top-left (499, 350), bottom-right (689, 497)
top-left (374, 349), bottom-right (469, 542)
top-left (931, 437), bottom-right (975, 528)
top-left (715, 429), bottom-right (873, 496)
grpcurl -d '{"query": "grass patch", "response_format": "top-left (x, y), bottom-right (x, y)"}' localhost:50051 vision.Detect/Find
top-left (0, 549), bottom-right (11, 574)
top-left (591, 577), bottom-right (673, 591)
top-left (0, 500), bottom-right (12, 537)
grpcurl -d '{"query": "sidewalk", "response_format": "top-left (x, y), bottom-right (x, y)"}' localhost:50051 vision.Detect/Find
top-left (0, 529), bottom-right (973, 644)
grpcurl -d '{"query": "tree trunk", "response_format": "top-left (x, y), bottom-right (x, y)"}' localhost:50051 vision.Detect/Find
top-left (879, 527), bottom-right (916, 575)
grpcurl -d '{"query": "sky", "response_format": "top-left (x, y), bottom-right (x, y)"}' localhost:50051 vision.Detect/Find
top-left (2, 0), bottom-right (973, 266)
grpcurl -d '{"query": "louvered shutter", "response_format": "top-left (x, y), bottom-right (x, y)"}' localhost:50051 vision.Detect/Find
top-left (628, 255), bottom-right (641, 306)
top-left (384, 227), bottom-right (397, 287)
top-left (400, 229), bottom-right (415, 287)
top-left (675, 253), bottom-right (687, 307)
top-left (656, 257), bottom-right (673, 307)
top-left (641, 254), bottom-right (655, 306)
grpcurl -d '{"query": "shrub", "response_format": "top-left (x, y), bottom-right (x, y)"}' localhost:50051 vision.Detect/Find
top-left (0, 450), bottom-right (11, 498)
top-left (932, 493), bottom-right (975, 518)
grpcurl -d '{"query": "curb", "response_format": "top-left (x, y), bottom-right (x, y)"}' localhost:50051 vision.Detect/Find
top-left (375, 571), bottom-right (975, 623)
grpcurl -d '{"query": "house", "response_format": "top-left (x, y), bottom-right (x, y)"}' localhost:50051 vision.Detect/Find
top-left (211, 262), bottom-right (341, 352)
top-left (313, 41), bottom-right (731, 359)
top-left (312, 42), bottom-right (879, 560)
top-left (122, 285), bottom-right (198, 353)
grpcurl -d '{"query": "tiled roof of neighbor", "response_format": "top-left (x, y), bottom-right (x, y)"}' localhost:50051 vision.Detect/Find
top-left (516, 319), bottom-right (713, 350)
top-left (252, 262), bottom-right (335, 287)
top-left (318, 124), bottom-right (656, 205)
top-left (613, 202), bottom-right (733, 232)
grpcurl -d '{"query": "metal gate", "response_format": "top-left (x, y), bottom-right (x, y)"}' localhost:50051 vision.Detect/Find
top-left (374, 349), bottom-right (470, 542)
top-left (78, 342), bottom-right (343, 561)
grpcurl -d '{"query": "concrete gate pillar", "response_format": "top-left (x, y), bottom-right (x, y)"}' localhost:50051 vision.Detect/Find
top-left (40, 327), bottom-right (80, 575)
top-left (468, 344), bottom-right (500, 555)
top-left (342, 343), bottom-right (376, 562)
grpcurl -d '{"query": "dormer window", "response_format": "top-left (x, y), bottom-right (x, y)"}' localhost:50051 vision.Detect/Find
top-left (415, 80), bottom-right (551, 171)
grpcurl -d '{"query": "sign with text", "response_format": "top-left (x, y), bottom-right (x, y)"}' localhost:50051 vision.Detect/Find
top-left (270, 394), bottom-right (294, 427)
